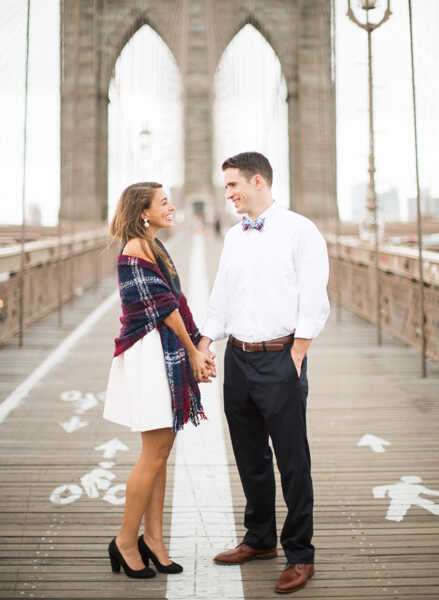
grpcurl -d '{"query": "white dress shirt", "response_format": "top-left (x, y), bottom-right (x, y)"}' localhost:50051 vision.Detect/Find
top-left (201, 201), bottom-right (330, 343)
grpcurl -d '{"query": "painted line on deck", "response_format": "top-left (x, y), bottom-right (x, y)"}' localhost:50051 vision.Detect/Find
top-left (167, 231), bottom-right (244, 598)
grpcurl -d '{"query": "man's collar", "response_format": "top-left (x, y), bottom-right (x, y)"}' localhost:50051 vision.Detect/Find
top-left (250, 200), bottom-right (277, 221)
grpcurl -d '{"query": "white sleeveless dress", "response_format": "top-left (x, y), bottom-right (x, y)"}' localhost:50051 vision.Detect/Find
top-left (102, 328), bottom-right (173, 432)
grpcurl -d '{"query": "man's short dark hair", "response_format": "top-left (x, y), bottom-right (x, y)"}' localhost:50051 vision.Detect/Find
top-left (222, 152), bottom-right (273, 187)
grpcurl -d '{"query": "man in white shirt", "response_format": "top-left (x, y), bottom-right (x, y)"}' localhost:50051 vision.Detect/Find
top-left (198, 152), bottom-right (330, 594)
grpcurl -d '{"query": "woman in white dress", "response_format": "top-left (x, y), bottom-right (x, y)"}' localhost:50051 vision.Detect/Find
top-left (103, 182), bottom-right (216, 579)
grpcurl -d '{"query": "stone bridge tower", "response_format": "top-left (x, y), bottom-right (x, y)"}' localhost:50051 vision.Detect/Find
top-left (60, 0), bottom-right (336, 223)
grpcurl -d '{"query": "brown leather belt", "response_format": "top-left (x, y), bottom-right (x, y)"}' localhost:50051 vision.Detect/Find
top-left (229, 333), bottom-right (295, 353)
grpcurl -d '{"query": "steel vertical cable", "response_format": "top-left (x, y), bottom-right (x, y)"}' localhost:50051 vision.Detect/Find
top-left (57, 0), bottom-right (64, 327)
top-left (18, 0), bottom-right (31, 348)
top-left (408, 0), bottom-right (427, 377)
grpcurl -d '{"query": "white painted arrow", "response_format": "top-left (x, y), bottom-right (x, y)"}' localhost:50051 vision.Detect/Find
top-left (357, 433), bottom-right (391, 453)
top-left (60, 416), bottom-right (88, 433)
top-left (95, 438), bottom-right (129, 459)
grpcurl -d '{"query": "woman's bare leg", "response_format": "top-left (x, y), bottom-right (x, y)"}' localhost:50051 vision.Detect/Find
top-left (115, 427), bottom-right (175, 570)
top-left (143, 460), bottom-right (172, 564)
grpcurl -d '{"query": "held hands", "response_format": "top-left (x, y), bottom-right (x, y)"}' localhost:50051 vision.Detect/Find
top-left (192, 340), bottom-right (217, 383)
top-left (189, 347), bottom-right (216, 383)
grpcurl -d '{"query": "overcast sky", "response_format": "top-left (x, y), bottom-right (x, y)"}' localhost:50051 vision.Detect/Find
top-left (0, 0), bottom-right (438, 225)
top-left (336, 0), bottom-right (439, 219)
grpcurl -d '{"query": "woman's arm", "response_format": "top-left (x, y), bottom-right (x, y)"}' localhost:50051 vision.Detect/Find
top-left (122, 238), bottom-right (215, 381)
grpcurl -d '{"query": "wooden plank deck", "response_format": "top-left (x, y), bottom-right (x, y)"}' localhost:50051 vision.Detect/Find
top-left (0, 227), bottom-right (438, 599)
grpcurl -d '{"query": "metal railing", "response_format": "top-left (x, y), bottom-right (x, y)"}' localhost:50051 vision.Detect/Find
top-left (0, 227), bottom-right (118, 345)
top-left (327, 235), bottom-right (439, 363)
top-left (1, 224), bottom-right (438, 367)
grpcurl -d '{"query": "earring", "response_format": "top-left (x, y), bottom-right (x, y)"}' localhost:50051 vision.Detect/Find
top-left (143, 217), bottom-right (150, 228)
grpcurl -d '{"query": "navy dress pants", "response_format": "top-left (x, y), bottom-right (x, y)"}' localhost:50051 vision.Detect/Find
top-left (223, 337), bottom-right (314, 565)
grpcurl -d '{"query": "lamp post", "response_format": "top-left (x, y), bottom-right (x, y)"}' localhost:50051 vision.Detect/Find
top-left (347, 0), bottom-right (392, 346)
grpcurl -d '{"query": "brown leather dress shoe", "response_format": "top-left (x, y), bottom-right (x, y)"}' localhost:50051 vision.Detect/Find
top-left (214, 543), bottom-right (278, 565)
top-left (275, 563), bottom-right (315, 594)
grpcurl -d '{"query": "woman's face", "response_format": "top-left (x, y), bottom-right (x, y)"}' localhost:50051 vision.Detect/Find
top-left (142, 188), bottom-right (176, 229)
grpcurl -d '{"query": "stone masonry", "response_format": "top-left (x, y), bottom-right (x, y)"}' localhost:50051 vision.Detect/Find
top-left (60, 0), bottom-right (337, 223)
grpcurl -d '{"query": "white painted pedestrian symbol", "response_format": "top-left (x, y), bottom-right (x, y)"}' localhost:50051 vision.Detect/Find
top-left (50, 469), bottom-right (126, 506)
top-left (358, 434), bottom-right (391, 453)
top-left (95, 438), bottom-right (129, 459)
top-left (60, 416), bottom-right (88, 433)
top-left (373, 476), bottom-right (439, 522)
top-left (51, 391), bottom-right (128, 506)
top-left (50, 484), bottom-right (82, 505)
top-left (80, 468), bottom-right (116, 498)
top-left (75, 393), bottom-right (98, 414)
top-left (60, 390), bottom-right (82, 402)
top-left (60, 390), bottom-right (98, 414)
top-left (103, 483), bottom-right (126, 505)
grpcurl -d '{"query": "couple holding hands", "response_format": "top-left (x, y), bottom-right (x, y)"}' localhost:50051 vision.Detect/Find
top-left (103, 151), bottom-right (330, 594)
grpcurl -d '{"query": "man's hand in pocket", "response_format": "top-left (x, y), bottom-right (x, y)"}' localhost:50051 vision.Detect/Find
top-left (289, 338), bottom-right (312, 377)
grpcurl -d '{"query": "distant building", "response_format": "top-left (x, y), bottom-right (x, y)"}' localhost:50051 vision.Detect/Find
top-left (351, 183), bottom-right (368, 222)
top-left (407, 188), bottom-right (439, 219)
top-left (351, 183), bottom-right (401, 222)
top-left (378, 187), bottom-right (400, 222)
top-left (427, 197), bottom-right (439, 217)
top-left (26, 202), bottom-right (42, 225)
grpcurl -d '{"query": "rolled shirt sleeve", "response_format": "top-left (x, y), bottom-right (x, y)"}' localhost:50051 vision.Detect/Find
top-left (294, 220), bottom-right (330, 339)
top-left (200, 237), bottom-right (229, 342)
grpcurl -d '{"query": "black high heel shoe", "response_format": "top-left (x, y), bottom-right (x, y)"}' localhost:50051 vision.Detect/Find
top-left (108, 537), bottom-right (156, 578)
top-left (138, 535), bottom-right (183, 574)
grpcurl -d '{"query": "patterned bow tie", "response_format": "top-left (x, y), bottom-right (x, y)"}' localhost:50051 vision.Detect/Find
top-left (241, 216), bottom-right (265, 232)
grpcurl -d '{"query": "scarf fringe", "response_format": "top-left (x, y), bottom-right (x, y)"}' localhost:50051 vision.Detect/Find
top-left (172, 397), bottom-right (208, 432)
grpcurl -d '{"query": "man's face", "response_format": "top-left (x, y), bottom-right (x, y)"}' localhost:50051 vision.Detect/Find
top-left (223, 168), bottom-right (258, 214)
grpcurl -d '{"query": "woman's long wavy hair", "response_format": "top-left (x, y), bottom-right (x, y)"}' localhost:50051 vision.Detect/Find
top-left (109, 182), bottom-right (176, 276)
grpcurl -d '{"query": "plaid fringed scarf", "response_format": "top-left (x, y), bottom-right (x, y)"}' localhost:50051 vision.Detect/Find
top-left (113, 254), bottom-right (207, 432)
